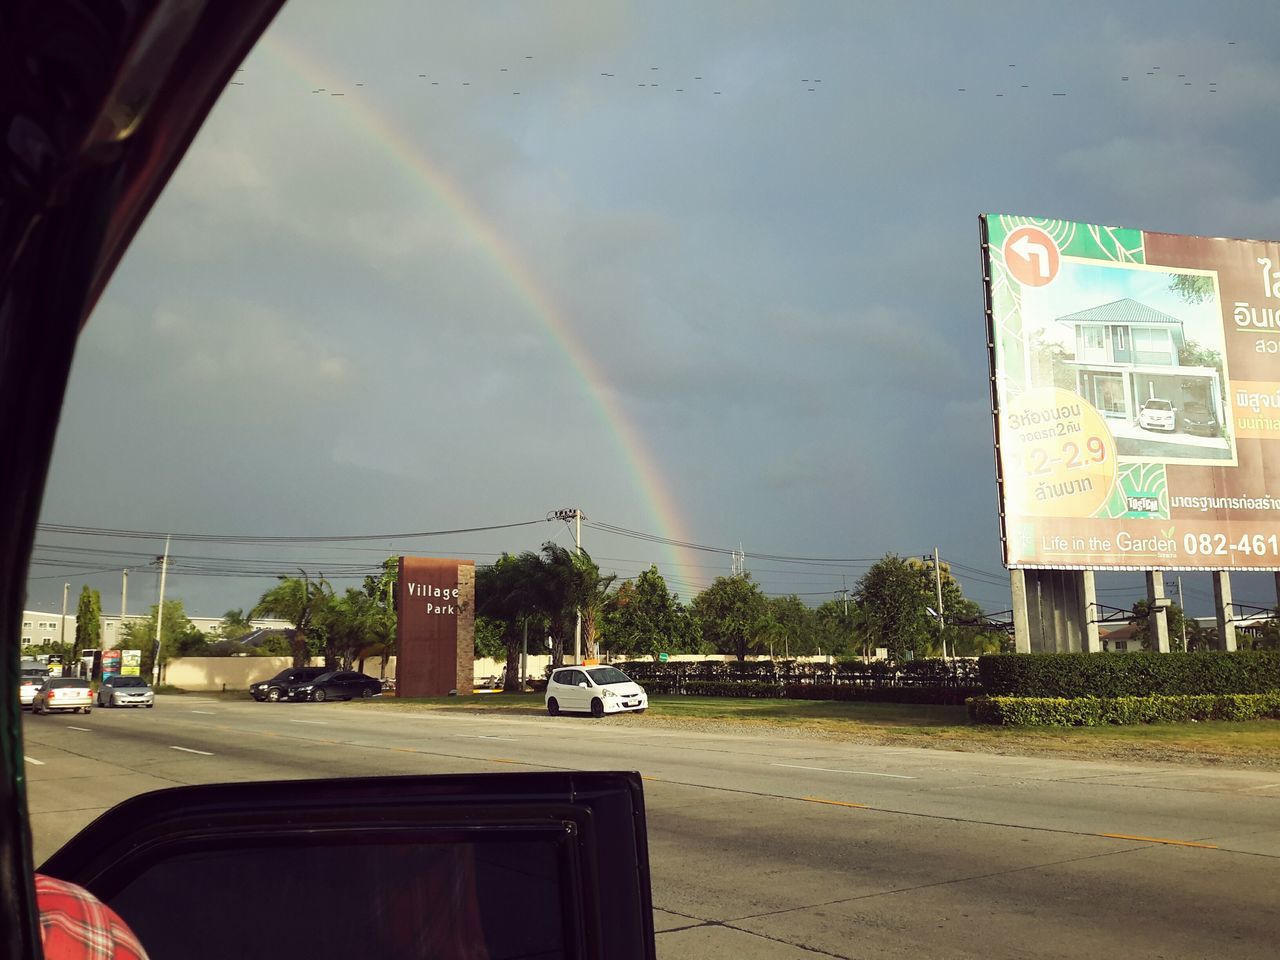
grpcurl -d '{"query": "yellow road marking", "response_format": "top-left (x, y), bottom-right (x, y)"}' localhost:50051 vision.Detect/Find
top-left (392, 747), bottom-right (419, 753)
top-left (801, 797), bottom-right (869, 809)
top-left (1097, 833), bottom-right (1217, 849)
top-left (487, 758), bottom-right (520, 764)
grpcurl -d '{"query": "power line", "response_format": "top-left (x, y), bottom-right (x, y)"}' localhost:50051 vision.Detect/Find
top-left (36, 518), bottom-right (548, 544)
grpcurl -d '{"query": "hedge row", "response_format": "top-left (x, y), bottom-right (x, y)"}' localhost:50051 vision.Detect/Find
top-left (967, 692), bottom-right (1280, 726)
top-left (618, 657), bottom-right (979, 687)
top-left (977, 652), bottom-right (1280, 698)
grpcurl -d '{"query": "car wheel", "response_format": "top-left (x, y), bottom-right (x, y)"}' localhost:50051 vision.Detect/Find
top-left (547, 697), bottom-right (560, 717)
top-left (266, 687), bottom-right (283, 703)
top-left (634, 708), bottom-right (646, 714)
top-left (361, 687), bottom-right (374, 699)
top-left (146, 703), bottom-right (154, 709)
top-left (83, 706), bottom-right (91, 715)
top-left (590, 698), bottom-right (604, 719)
top-left (312, 688), bottom-right (327, 703)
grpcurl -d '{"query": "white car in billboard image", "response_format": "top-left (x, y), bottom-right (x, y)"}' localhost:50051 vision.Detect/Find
top-left (545, 666), bottom-right (648, 718)
top-left (1138, 398), bottom-right (1176, 432)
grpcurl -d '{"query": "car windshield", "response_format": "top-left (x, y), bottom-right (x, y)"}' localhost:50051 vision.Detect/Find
top-left (17, 6), bottom-right (1279, 960)
top-left (587, 667), bottom-right (631, 686)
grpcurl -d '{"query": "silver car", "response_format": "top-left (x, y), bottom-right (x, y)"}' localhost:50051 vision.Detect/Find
top-left (98, 675), bottom-right (156, 708)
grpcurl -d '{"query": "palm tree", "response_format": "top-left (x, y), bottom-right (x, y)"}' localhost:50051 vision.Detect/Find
top-left (252, 572), bottom-right (332, 668)
top-left (476, 552), bottom-right (546, 691)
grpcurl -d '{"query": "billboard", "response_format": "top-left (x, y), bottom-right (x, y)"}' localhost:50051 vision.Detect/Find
top-left (982, 214), bottom-right (1280, 570)
top-left (102, 649), bottom-right (122, 680)
top-left (121, 649), bottom-right (142, 676)
top-left (395, 557), bottom-right (475, 697)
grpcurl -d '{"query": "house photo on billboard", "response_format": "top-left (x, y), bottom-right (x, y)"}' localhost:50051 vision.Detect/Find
top-left (1017, 257), bottom-right (1236, 467)
top-left (1060, 297), bottom-right (1230, 460)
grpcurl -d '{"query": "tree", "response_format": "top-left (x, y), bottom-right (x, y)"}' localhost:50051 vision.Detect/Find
top-left (476, 551), bottom-right (548, 691)
top-left (814, 598), bottom-right (868, 659)
top-left (1169, 273), bottom-right (1215, 304)
top-left (765, 595), bottom-right (817, 658)
top-left (216, 608), bottom-right (254, 641)
top-left (74, 586), bottom-right (101, 652)
top-left (691, 574), bottom-right (769, 661)
top-left (122, 600), bottom-right (205, 677)
top-left (602, 566), bottom-right (688, 660)
top-left (855, 555), bottom-right (930, 662)
top-left (359, 557), bottom-right (398, 676)
top-left (1129, 600), bottom-right (1190, 652)
top-left (474, 616), bottom-right (507, 660)
top-left (572, 550), bottom-right (617, 660)
top-left (252, 572), bottom-right (333, 668)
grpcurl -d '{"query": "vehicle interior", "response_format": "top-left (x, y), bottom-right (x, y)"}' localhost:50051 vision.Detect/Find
top-left (1, 3), bottom-right (656, 957)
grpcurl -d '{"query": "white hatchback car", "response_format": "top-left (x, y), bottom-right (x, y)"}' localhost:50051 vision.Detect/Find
top-left (545, 666), bottom-right (648, 718)
top-left (1138, 398), bottom-right (1176, 432)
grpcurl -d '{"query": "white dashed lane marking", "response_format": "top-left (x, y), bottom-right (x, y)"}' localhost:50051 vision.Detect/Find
top-left (169, 746), bottom-right (214, 756)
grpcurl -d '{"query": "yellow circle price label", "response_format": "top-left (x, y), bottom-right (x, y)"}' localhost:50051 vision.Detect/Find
top-left (1002, 388), bottom-right (1117, 518)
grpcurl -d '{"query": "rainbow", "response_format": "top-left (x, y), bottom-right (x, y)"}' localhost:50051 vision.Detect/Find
top-left (256, 37), bottom-right (698, 580)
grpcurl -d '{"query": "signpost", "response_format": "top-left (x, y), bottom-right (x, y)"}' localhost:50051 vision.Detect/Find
top-left (657, 653), bottom-right (669, 663)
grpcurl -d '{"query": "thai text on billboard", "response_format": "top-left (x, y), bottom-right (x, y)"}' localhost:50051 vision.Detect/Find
top-left (982, 214), bottom-right (1280, 570)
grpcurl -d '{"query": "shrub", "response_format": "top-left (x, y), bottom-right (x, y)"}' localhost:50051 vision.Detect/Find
top-left (978, 651), bottom-right (1280, 698)
top-left (785, 683), bottom-right (982, 706)
top-left (967, 692), bottom-right (1280, 726)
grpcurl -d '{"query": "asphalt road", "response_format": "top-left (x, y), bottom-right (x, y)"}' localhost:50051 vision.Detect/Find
top-left (22, 697), bottom-right (1280, 959)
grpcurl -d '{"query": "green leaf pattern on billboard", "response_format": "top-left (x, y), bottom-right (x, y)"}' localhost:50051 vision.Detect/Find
top-left (1097, 463), bottom-right (1169, 520)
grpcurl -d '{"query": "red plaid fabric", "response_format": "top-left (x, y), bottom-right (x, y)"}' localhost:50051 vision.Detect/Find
top-left (34, 874), bottom-right (150, 960)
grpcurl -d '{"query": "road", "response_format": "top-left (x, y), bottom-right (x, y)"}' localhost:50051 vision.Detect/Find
top-left (22, 697), bottom-right (1280, 959)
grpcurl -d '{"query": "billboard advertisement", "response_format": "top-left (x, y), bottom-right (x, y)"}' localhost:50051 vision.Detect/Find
top-left (121, 649), bottom-right (142, 676)
top-left (102, 649), bottom-right (122, 680)
top-left (982, 214), bottom-right (1280, 570)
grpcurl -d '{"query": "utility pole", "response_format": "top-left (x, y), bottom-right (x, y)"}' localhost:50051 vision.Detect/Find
top-left (931, 549), bottom-right (948, 661)
top-left (120, 568), bottom-right (128, 643)
top-left (521, 618), bottom-right (528, 691)
top-left (151, 536), bottom-right (170, 686)
top-left (60, 582), bottom-right (70, 674)
top-left (548, 508), bottom-right (585, 663)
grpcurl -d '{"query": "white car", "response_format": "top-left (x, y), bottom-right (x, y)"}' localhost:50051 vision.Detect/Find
top-left (98, 675), bottom-right (156, 708)
top-left (1138, 398), bottom-right (1176, 432)
top-left (545, 665), bottom-right (648, 718)
top-left (19, 669), bottom-right (47, 709)
top-left (30, 677), bottom-right (93, 715)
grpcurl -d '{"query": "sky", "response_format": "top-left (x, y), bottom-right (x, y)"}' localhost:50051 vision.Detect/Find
top-left (24, 0), bottom-right (1280, 623)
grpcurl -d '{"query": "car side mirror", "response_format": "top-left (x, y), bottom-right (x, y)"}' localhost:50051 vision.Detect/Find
top-left (41, 772), bottom-right (657, 960)
top-left (579, 681), bottom-right (589, 688)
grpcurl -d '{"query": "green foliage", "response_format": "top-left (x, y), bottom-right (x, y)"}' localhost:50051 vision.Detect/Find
top-left (217, 609), bottom-right (254, 641)
top-left (1169, 274), bottom-right (1215, 305)
top-left (813, 599), bottom-right (866, 657)
top-left (122, 600), bottom-right (205, 676)
top-left (601, 566), bottom-right (695, 659)
top-left (788, 683), bottom-right (980, 705)
top-left (474, 616), bottom-right (507, 660)
top-left (690, 574), bottom-right (769, 661)
top-left (978, 651), bottom-right (1280, 698)
top-left (856, 555), bottom-right (930, 662)
top-left (1128, 600), bottom-right (1190, 651)
top-left (968, 692), bottom-right (1280, 726)
top-left (763, 595), bottom-right (818, 657)
top-left (252, 572), bottom-right (333, 668)
top-left (74, 586), bottom-right (101, 652)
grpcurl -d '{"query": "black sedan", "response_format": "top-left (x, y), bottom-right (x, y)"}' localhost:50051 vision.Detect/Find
top-left (286, 671), bottom-right (383, 702)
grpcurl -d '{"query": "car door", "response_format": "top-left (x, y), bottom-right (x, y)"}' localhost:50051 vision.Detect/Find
top-left (565, 670), bottom-right (589, 710)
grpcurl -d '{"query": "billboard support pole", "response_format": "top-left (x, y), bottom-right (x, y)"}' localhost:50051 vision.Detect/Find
top-left (1081, 571), bottom-right (1101, 652)
top-left (1010, 569), bottom-right (1031, 654)
top-left (1212, 571), bottom-right (1237, 652)
top-left (1144, 572), bottom-right (1171, 653)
